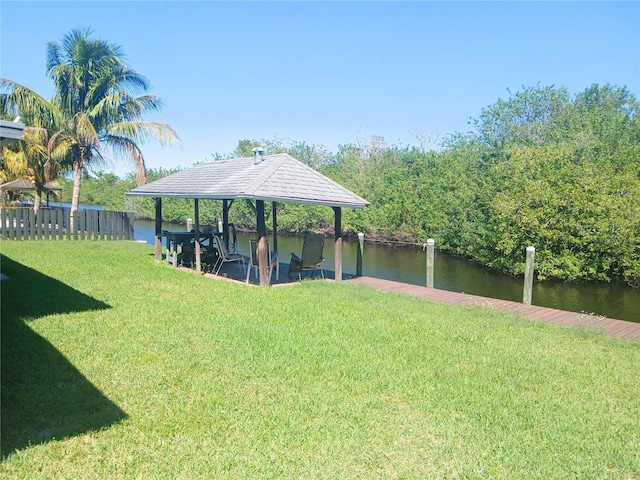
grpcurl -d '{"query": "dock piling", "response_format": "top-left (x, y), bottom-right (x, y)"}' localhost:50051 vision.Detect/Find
top-left (356, 232), bottom-right (364, 277)
top-left (426, 238), bottom-right (435, 288)
top-left (523, 246), bottom-right (535, 305)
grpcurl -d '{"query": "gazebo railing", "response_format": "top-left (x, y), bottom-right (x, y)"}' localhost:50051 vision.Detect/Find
top-left (0, 207), bottom-right (134, 240)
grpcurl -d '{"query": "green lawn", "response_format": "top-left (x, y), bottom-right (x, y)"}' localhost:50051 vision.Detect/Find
top-left (1, 240), bottom-right (639, 479)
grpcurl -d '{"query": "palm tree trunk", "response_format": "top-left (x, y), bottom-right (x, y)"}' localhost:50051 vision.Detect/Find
top-left (70, 162), bottom-right (82, 233)
top-left (33, 190), bottom-right (41, 214)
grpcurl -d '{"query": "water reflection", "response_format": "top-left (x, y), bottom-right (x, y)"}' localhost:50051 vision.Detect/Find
top-left (134, 220), bottom-right (640, 323)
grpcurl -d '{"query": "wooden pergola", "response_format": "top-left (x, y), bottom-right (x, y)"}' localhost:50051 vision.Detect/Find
top-left (126, 151), bottom-right (369, 286)
top-left (0, 179), bottom-right (63, 208)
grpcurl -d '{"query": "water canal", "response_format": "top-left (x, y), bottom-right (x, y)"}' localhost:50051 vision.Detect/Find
top-left (134, 220), bottom-right (640, 323)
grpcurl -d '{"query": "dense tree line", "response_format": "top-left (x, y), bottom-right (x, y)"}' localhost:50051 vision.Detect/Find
top-left (59, 84), bottom-right (639, 286)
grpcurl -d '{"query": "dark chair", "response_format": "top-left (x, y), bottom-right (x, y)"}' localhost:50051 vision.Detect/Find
top-left (212, 235), bottom-right (246, 275)
top-left (289, 232), bottom-right (325, 280)
top-left (179, 231), bottom-right (213, 268)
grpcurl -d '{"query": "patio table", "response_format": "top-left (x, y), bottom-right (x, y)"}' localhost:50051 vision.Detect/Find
top-left (162, 230), bottom-right (220, 267)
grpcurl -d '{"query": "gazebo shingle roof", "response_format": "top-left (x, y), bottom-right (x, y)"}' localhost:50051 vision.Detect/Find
top-left (127, 153), bottom-right (369, 209)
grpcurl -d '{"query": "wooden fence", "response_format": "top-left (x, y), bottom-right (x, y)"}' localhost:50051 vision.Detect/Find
top-left (0, 207), bottom-right (134, 240)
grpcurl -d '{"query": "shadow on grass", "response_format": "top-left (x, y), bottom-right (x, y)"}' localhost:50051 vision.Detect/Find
top-left (0, 255), bottom-right (128, 459)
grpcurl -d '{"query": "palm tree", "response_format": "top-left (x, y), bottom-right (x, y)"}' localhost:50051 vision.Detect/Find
top-left (0, 82), bottom-right (70, 210)
top-left (1, 126), bottom-right (68, 212)
top-left (2, 27), bottom-right (179, 231)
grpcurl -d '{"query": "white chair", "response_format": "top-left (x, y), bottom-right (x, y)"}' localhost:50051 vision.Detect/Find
top-left (212, 235), bottom-right (246, 275)
top-left (246, 239), bottom-right (279, 284)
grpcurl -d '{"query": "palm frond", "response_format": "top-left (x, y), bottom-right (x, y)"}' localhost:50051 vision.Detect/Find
top-left (73, 112), bottom-right (100, 148)
top-left (106, 122), bottom-right (181, 147)
top-left (115, 66), bottom-right (151, 94)
top-left (91, 92), bottom-right (128, 124)
top-left (104, 135), bottom-right (147, 185)
top-left (130, 94), bottom-right (163, 114)
top-left (92, 93), bottom-right (160, 123)
top-left (0, 79), bottom-right (65, 129)
top-left (49, 131), bottom-right (75, 166)
top-left (1, 146), bottom-right (27, 177)
top-left (45, 41), bottom-right (63, 76)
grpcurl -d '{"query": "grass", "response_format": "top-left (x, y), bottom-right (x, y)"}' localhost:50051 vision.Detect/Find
top-left (1, 240), bottom-right (639, 479)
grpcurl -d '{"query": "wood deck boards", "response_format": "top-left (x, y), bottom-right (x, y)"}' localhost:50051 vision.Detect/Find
top-left (350, 276), bottom-right (640, 341)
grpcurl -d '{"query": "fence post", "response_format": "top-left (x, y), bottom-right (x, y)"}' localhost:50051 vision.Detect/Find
top-left (426, 238), bottom-right (435, 288)
top-left (43, 210), bottom-right (49, 239)
top-left (11, 209), bottom-right (18, 239)
top-left (80, 209), bottom-right (86, 240)
top-left (27, 209), bottom-right (34, 239)
top-left (56, 209), bottom-right (63, 239)
top-left (127, 212), bottom-right (135, 240)
top-left (73, 209), bottom-right (79, 240)
top-left (34, 210), bottom-right (40, 240)
top-left (523, 246), bottom-right (535, 305)
top-left (356, 232), bottom-right (364, 276)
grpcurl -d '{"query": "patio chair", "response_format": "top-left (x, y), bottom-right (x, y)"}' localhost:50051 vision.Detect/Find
top-left (246, 239), bottom-right (279, 284)
top-left (179, 240), bottom-right (196, 267)
top-left (212, 234), bottom-right (246, 275)
top-left (288, 232), bottom-right (325, 280)
top-left (180, 233), bottom-right (211, 268)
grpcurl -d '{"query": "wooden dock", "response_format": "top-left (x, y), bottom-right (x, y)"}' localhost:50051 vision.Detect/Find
top-left (350, 276), bottom-right (640, 341)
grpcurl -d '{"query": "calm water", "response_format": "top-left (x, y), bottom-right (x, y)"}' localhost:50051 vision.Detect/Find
top-left (134, 220), bottom-right (640, 323)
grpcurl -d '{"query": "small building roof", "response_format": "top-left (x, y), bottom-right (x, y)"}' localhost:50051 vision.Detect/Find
top-left (126, 153), bottom-right (369, 209)
top-left (0, 119), bottom-right (25, 142)
top-left (0, 179), bottom-right (62, 192)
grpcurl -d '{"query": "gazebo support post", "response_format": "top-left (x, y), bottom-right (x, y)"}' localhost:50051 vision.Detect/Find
top-left (194, 199), bottom-right (201, 273)
top-left (222, 199), bottom-right (230, 250)
top-left (256, 200), bottom-right (269, 286)
top-left (271, 201), bottom-right (278, 253)
top-left (154, 197), bottom-right (163, 262)
top-left (333, 207), bottom-right (342, 281)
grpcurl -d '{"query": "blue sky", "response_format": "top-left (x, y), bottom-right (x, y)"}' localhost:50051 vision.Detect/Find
top-left (2, 1), bottom-right (639, 177)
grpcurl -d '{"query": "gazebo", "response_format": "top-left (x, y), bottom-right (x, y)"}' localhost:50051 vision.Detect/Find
top-left (126, 150), bottom-right (369, 286)
top-left (0, 179), bottom-right (63, 208)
